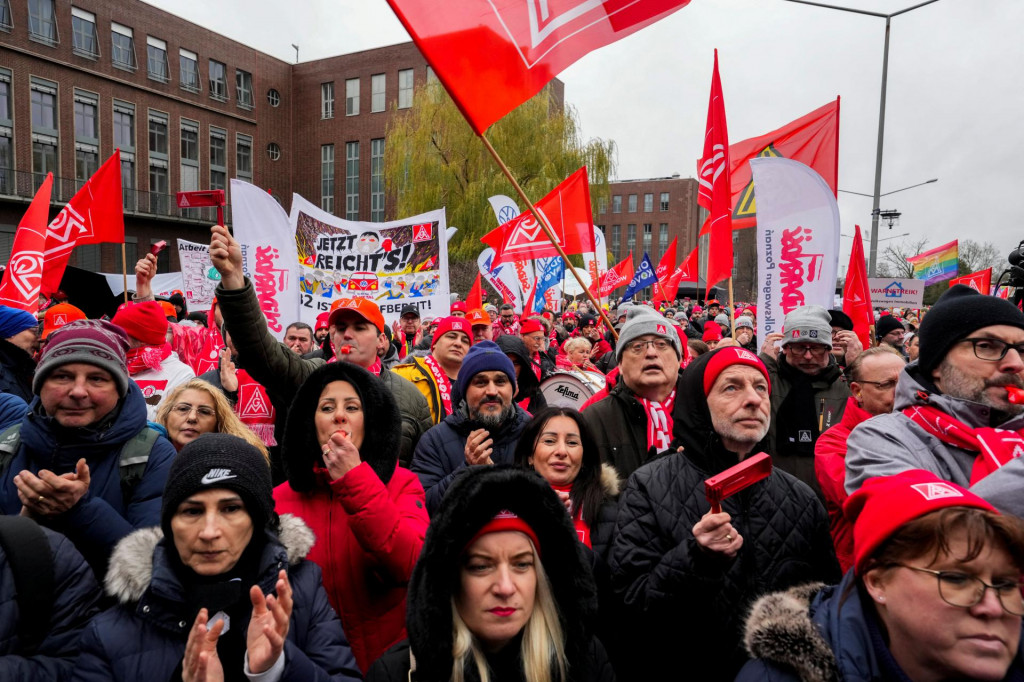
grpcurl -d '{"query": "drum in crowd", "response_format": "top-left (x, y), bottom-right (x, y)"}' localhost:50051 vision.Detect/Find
top-left (540, 370), bottom-right (604, 409)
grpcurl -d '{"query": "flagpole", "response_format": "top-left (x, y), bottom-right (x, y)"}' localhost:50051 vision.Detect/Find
top-left (478, 133), bottom-right (618, 339)
top-left (727, 276), bottom-right (736, 340)
top-left (121, 243), bottom-right (129, 303)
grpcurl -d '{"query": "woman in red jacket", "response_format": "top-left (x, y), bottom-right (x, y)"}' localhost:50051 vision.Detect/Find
top-left (274, 361), bottom-right (429, 673)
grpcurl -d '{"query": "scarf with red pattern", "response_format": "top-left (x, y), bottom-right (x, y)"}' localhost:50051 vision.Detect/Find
top-left (125, 343), bottom-right (172, 375)
top-left (638, 389), bottom-right (676, 453)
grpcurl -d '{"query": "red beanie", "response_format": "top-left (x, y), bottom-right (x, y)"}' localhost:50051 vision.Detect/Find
top-left (111, 301), bottom-right (169, 346)
top-left (315, 311), bottom-right (330, 332)
top-left (844, 470), bottom-right (997, 575)
top-left (702, 323), bottom-right (723, 343)
top-left (702, 347), bottom-right (770, 396)
top-left (520, 318), bottom-right (544, 335)
top-left (431, 316), bottom-right (471, 349)
top-left (465, 510), bottom-right (542, 558)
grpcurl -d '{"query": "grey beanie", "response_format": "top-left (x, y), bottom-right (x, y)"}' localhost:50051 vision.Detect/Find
top-left (616, 308), bottom-right (682, 360)
top-left (781, 305), bottom-right (833, 349)
top-left (736, 316), bottom-right (754, 330)
top-left (714, 313), bottom-right (730, 328)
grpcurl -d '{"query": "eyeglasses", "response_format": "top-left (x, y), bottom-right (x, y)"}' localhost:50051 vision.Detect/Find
top-left (961, 337), bottom-right (1024, 362)
top-left (898, 564), bottom-right (1024, 615)
top-left (857, 379), bottom-right (898, 391)
top-left (786, 343), bottom-right (829, 357)
top-left (171, 403), bottom-right (217, 419)
top-left (624, 338), bottom-right (673, 355)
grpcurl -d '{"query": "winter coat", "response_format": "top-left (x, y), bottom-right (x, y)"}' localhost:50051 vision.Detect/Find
top-left (736, 572), bottom-right (1024, 682)
top-left (131, 350), bottom-right (196, 421)
top-left (73, 516), bottom-right (362, 682)
top-left (215, 278), bottom-right (433, 466)
top-left (0, 393), bottom-right (27, 431)
top-left (814, 396), bottom-right (872, 573)
top-left (609, 349), bottom-right (841, 681)
top-left (760, 353), bottom-right (851, 496)
top-left (275, 361), bottom-right (429, 672)
top-left (410, 402), bottom-right (531, 515)
top-left (845, 361), bottom-right (1024, 518)
top-left (0, 383), bottom-right (177, 577)
top-left (495, 335), bottom-right (547, 413)
top-left (0, 523), bottom-right (101, 681)
top-left (0, 337), bottom-right (34, 402)
top-left (392, 355), bottom-right (450, 426)
top-left (366, 467), bottom-right (615, 682)
top-left (581, 373), bottom-right (687, 480)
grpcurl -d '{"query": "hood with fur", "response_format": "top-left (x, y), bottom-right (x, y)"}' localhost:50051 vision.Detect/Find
top-left (743, 582), bottom-right (837, 682)
top-left (282, 362), bottom-right (401, 491)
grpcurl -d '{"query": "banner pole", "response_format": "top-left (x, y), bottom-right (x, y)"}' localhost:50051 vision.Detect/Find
top-left (727, 276), bottom-right (736, 339)
top-left (479, 133), bottom-right (618, 339)
top-left (121, 243), bottom-right (129, 304)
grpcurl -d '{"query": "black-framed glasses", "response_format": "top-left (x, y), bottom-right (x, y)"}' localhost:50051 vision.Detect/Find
top-left (858, 379), bottom-right (898, 391)
top-left (960, 337), bottom-right (1024, 362)
top-left (786, 343), bottom-right (829, 357)
top-left (624, 338), bottom-right (673, 355)
top-left (898, 564), bottom-right (1024, 615)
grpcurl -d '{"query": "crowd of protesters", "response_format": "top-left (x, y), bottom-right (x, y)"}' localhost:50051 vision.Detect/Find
top-left (0, 224), bottom-right (1022, 681)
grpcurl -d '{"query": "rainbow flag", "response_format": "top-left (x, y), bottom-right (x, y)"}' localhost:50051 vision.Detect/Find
top-left (907, 239), bottom-right (959, 285)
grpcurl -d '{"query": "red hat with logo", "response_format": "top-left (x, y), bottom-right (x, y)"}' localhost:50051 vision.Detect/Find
top-left (702, 346), bottom-right (771, 396)
top-left (702, 323), bottom-right (723, 343)
top-left (450, 301), bottom-right (467, 314)
top-left (42, 303), bottom-right (87, 340)
top-left (466, 309), bottom-right (491, 327)
top-left (328, 297), bottom-right (385, 333)
top-left (466, 510), bottom-right (542, 558)
top-left (520, 318), bottom-right (545, 335)
top-left (111, 301), bottom-right (169, 346)
top-left (432, 316), bottom-right (471, 349)
top-left (315, 311), bottom-right (330, 332)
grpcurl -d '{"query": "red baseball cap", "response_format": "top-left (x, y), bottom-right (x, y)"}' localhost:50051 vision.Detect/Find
top-left (466, 309), bottom-right (491, 327)
top-left (42, 303), bottom-right (87, 340)
top-left (328, 297), bottom-right (385, 333)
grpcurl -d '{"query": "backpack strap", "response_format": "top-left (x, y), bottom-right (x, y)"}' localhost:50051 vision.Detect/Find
top-left (0, 516), bottom-right (54, 654)
top-left (118, 426), bottom-right (159, 506)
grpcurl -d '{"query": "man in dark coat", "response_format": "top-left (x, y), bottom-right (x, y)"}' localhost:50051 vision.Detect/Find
top-left (610, 347), bottom-right (840, 681)
top-left (0, 305), bottom-right (39, 402)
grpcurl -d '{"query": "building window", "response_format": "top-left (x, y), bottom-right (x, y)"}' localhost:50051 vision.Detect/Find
top-left (658, 224), bottom-right (668, 257)
top-left (627, 224), bottom-right (636, 251)
top-left (71, 7), bottom-right (98, 57)
top-left (30, 78), bottom-right (58, 190)
top-left (180, 119), bottom-right (199, 203)
top-left (598, 196), bottom-right (607, 214)
top-left (345, 141), bottom-right (359, 220)
top-left (148, 111), bottom-right (168, 156)
top-left (321, 82), bottom-right (334, 119)
top-left (210, 127), bottom-right (227, 191)
top-left (147, 36), bottom-right (169, 82)
top-left (612, 195), bottom-right (621, 213)
top-left (371, 73), bottom-right (385, 113)
top-left (236, 70), bottom-right (253, 110)
top-left (321, 144), bottom-right (334, 214)
top-left (611, 225), bottom-right (621, 256)
top-left (73, 244), bottom-right (100, 270)
top-left (266, 143), bottom-right (280, 161)
top-left (660, 191), bottom-right (670, 211)
top-left (0, 70), bottom-right (12, 195)
top-left (236, 134), bottom-right (252, 181)
top-left (267, 88), bottom-right (280, 107)
top-left (121, 154), bottom-right (135, 211)
top-left (28, 0), bottom-right (57, 44)
top-left (644, 193), bottom-right (653, 212)
top-left (149, 165), bottom-right (168, 214)
top-left (111, 23), bottom-right (136, 70)
top-left (114, 236), bottom-right (138, 272)
top-left (642, 223), bottom-right (652, 254)
top-left (398, 68), bottom-right (413, 109)
top-left (0, 0), bottom-right (11, 31)
top-left (74, 90), bottom-right (99, 187)
top-left (628, 194), bottom-right (637, 213)
top-left (209, 60), bottom-right (227, 101)
top-left (345, 78), bottom-right (359, 116)
top-left (179, 49), bottom-right (200, 93)
top-left (371, 137), bottom-right (384, 221)
top-left (114, 100), bottom-right (135, 211)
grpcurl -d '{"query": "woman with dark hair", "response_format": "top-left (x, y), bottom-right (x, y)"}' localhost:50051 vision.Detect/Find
top-left (366, 466), bottom-right (615, 681)
top-left (513, 406), bottom-right (619, 560)
top-left (739, 469), bottom-right (1024, 681)
top-left (274, 361), bottom-right (429, 673)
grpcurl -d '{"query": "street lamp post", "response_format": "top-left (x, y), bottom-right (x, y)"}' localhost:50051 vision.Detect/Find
top-left (782, 0), bottom-right (942, 276)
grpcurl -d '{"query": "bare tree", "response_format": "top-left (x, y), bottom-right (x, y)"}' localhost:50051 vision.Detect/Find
top-left (958, 239), bottom-right (1003, 275)
top-left (881, 237), bottom-right (930, 279)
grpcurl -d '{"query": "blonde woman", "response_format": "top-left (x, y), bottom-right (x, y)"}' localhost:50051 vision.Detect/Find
top-left (155, 378), bottom-right (268, 459)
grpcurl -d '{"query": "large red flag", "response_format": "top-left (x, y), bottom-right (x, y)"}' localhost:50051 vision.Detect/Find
top-left (41, 151), bottom-right (124, 294)
top-left (655, 246), bottom-right (698, 303)
top-left (677, 245), bottom-right (699, 282)
top-left (481, 167), bottom-right (595, 265)
top-left (652, 237), bottom-right (678, 303)
top-left (843, 225), bottom-right (873, 351)
top-left (466, 273), bottom-right (483, 310)
top-left (387, 0), bottom-right (692, 135)
top-left (949, 268), bottom-right (992, 294)
top-left (697, 50), bottom-right (733, 289)
top-left (0, 174), bottom-right (53, 311)
top-left (596, 253), bottom-right (635, 298)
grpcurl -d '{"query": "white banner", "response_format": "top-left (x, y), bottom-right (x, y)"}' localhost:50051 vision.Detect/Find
top-left (175, 239), bottom-right (219, 311)
top-left (231, 179), bottom-right (299, 341)
top-left (867, 277), bottom-right (925, 308)
top-left (583, 226), bottom-right (609, 288)
top-left (290, 194), bottom-right (448, 327)
top-left (752, 158), bottom-right (841, 350)
top-left (477, 248), bottom-right (523, 312)
top-left (103, 272), bottom-right (183, 299)
top-left (487, 194), bottom-right (537, 308)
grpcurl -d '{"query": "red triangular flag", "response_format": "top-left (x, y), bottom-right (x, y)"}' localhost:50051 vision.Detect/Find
top-left (949, 268), bottom-right (992, 294)
top-left (678, 246), bottom-right (699, 282)
top-left (0, 174), bottom-right (54, 311)
top-left (653, 237), bottom-right (678, 303)
top-left (467, 273), bottom-right (483, 310)
top-left (697, 50), bottom-right (733, 289)
top-left (596, 253), bottom-right (635, 298)
top-left (843, 225), bottom-right (873, 351)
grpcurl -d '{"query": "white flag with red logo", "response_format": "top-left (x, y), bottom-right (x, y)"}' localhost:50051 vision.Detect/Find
top-left (0, 174), bottom-right (53, 311)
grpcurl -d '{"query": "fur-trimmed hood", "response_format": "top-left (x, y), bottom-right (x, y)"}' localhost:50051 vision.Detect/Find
top-left (599, 462), bottom-right (621, 498)
top-left (282, 361), bottom-right (401, 491)
top-left (104, 513), bottom-right (315, 605)
top-left (743, 582), bottom-right (838, 682)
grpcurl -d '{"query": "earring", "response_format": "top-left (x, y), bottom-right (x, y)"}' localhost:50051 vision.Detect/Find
top-left (877, 595), bottom-right (886, 603)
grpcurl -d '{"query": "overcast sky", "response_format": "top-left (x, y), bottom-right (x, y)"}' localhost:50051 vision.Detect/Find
top-left (145, 0), bottom-right (1024, 276)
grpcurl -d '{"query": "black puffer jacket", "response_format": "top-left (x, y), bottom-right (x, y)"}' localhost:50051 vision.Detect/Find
top-left (609, 349), bottom-right (841, 681)
top-left (0, 338), bottom-right (34, 402)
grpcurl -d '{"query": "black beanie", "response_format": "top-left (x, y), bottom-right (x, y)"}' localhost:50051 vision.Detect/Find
top-left (918, 284), bottom-right (1024, 375)
top-left (827, 309), bottom-right (854, 331)
top-left (160, 433), bottom-right (275, 538)
top-left (874, 315), bottom-right (905, 340)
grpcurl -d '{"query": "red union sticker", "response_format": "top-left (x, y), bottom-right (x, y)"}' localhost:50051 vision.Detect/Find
top-left (657, 324), bottom-right (666, 334)
top-left (412, 223), bottom-right (433, 242)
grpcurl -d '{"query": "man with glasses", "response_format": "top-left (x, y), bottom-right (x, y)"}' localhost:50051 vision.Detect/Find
top-left (584, 308), bottom-right (685, 478)
top-left (490, 303), bottom-right (520, 339)
top-left (875, 314), bottom-right (908, 357)
top-left (758, 305), bottom-right (852, 497)
top-left (815, 347), bottom-right (906, 571)
top-left (847, 285), bottom-right (1024, 517)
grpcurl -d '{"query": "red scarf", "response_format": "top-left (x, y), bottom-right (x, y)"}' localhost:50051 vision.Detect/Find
top-left (327, 352), bottom-right (383, 376)
top-left (531, 352), bottom-right (543, 381)
top-left (551, 483), bottom-right (591, 548)
top-left (235, 369), bottom-right (277, 447)
top-left (423, 354), bottom-right (454, 417)
top-left (125, 344), bottom-right (172, 375)
top-left (904, 404), bottom-right (1024, 484)
top-left (639, 389), bottom-right (676, 453)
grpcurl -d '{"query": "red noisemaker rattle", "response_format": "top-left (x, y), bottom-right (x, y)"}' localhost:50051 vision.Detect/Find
top-left (339, 345), bottom-right (353, 355)
top-left (1007, 386), bottom-right (1024, 404)
top-left (705, 453), bottom-right (773, 513)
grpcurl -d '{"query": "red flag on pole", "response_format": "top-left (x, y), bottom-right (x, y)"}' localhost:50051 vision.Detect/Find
top-left (595, 254), bottom-right (635, 298)
top-left (41, 151), bottom-right (124, 294)
top-left (0, 174), bottom-right (53, 311)
top-left (697, 50), bottom-right (733, 289)
top-left (386, 0), bottom-right (692, 135)
top-left (652, 237), bottom-right (678, 303)
top-left (677, 246), bottom-right (699, 282)
top-left (481, 168), bottom-right (595, 265)
top-left (843, 225), bottom-right (873, 351)
top-left (467, 273), bottom-right (483, 310)
top-left (949, 268), bottom-right (992, 294)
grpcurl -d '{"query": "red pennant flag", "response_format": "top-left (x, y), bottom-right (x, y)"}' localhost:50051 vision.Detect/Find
top-left (949, 268), bottom-right (992, 294)
top-left (652, 237), bottom-right (678, 304)
top-left (596, 253), bottom-right (635, 298)
top-left (678, 246), bottom-right (699, 282)
top-left (481, 168), bottom-right (595, 265)
top-left (467, 273), bottom-right (483, 310)
top-left (0, 174), bottom-right (53, 311)
top-left (697, 51), bottom-right (733, 289)
top-left (386, 0), bottom-right (692, 135)
top-left (843, 225), bottom-right (873, 351)
top-left (41, 151), bottom-right (125, 294)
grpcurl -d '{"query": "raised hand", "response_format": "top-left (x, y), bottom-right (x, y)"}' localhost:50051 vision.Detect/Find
top-left (246, 570), bottom-right (293, 674)
top-left (183, 608), bottom-right (225, 682)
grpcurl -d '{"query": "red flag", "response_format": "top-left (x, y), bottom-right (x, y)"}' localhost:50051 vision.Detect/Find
top-left (843, 225), bottom-right (873, 351)
top-left (595, 253), bottom-right (635, 298)
top-left (697, 50), bottom-right (733, 289)
top-left (41, 151), bottom-right (124, 294)
top-left (387, 0), bottom-right (692, 135)
top-left (678, 245), bottom-right (699, 282)
top-left (653, 237), bottom-right (678, 303)
top-left (481, 168), bottom-right (595, 265)
top-left (0, 174), bottom-right (53, 311)
top-left (467, 273), bottom-right (483, 310)
top-left (949, 268), bottom-right (992, 294)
